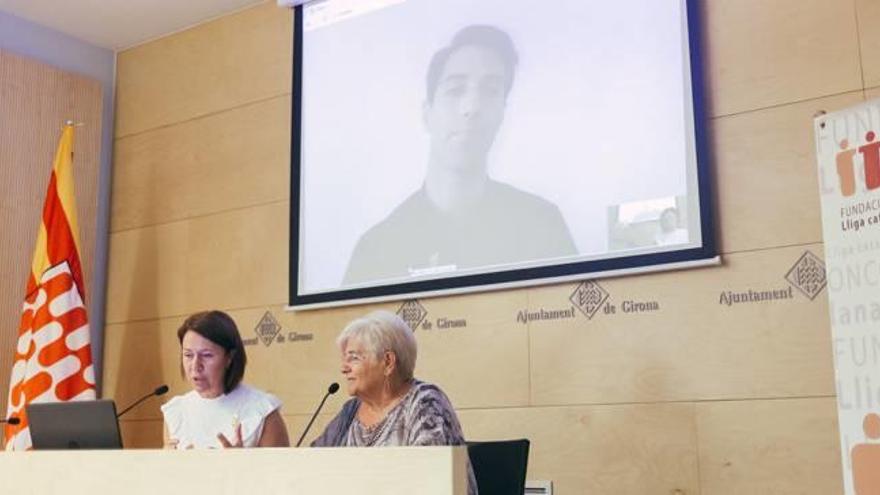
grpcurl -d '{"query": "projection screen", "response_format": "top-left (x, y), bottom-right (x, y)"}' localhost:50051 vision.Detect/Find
top-left (290, 0), bottom-right (717, 309)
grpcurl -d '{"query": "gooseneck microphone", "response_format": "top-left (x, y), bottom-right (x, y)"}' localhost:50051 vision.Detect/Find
top-left (1, 417), bottom-right (20, 425)
top-left (117, 384), bottom-right (170, 418)
top-left (296, 382), bottom-right (340, 447)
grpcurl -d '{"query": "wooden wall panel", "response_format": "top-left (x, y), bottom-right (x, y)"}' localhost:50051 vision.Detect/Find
top-left (285, 412), bottom-right (337, 448)
top-left (104, 201), bottom-right (288, 324)
top-left (459, 404), bottom-right (699, 495)
top-left (250, 292), bottom-right (532, 412)
top-left (114, 2), bottom-right (292, 138)
top-left (0, 49), bottom-right (103, 421)
top-left (713, 92), bottom-right (863, 254)
top-left (696, 398), bottom-right (842, 495)
top-left (858, 0), bottom-right (880, 88)
top-left (403, 290), bottom-right (531, 408)
top-left (111, 95), bottom-right (290, 232)
top-left (704, 0), bottom-right (861, 117)
top-left (102, 318), bottom-right (186, 421)
top-left (529, 244), bottom-right (835, 405)
top-left (119, 419), bottom-right (164, 449)
top-left (230, 306), bottom-right (348, 415)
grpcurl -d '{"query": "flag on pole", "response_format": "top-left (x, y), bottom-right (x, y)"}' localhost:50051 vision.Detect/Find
top-left (4, 123), bottom-right (96, 450)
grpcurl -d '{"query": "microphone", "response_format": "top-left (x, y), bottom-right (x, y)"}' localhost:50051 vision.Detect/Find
top-left (296, 382), bottom-right (339, 447)
top-left (1, 417), bottom-right (20, 425)
top-left (117, 384), bottom-right (169, 418)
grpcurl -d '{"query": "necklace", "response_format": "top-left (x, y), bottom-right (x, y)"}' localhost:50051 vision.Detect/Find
top-left (356, 381), bottom-right (415, 446)
top-left (361, 413), bottom-right (391, 446)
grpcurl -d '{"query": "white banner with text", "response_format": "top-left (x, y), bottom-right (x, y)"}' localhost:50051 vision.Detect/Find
top-left (815, 99), bottom-right (880, 495)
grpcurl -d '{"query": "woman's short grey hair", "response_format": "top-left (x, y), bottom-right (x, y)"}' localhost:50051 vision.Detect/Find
top-left (336, 310), bottom-right (418, 382)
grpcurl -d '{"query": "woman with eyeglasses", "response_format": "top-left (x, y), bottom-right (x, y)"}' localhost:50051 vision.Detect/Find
top-left (310, 310), bottom-right (477, 494)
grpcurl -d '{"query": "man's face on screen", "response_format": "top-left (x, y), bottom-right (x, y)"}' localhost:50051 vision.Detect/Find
top-left (424, 44), bottom-right (508, 169)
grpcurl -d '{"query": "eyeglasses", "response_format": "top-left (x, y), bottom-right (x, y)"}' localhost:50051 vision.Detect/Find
top-left (343, 351), bottom-right (365, 365)
top-left (342, 349), bottom-right (392, 364)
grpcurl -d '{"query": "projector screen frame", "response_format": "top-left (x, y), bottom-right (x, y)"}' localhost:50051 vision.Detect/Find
top-left (288, 0), bottom-right (717, 310)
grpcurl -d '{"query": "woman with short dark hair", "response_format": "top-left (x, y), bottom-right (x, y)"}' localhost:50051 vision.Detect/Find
top-left (161, 310), bottom-right (289, 449)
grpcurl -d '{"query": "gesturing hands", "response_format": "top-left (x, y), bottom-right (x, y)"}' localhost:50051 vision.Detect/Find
top-left (217, 423), bottom-right (243, 448)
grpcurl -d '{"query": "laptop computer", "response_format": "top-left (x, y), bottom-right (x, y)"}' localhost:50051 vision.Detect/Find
top-left (26, 399), bottom-right (123, 450)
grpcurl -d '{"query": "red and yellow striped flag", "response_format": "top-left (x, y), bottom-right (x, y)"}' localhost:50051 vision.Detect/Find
top-left (4, 123), bottom-right (96, 450)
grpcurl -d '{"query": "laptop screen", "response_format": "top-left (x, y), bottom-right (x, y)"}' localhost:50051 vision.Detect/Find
top-left (26, 400), bottom-right (123, 450)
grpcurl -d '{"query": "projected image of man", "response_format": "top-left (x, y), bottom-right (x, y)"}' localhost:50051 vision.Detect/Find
top-left (344, 25), bottom-right (576, 285)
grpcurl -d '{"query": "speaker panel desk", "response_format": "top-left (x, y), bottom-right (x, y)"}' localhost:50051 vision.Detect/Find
top-left (0, 445), bottom-right (467, 494)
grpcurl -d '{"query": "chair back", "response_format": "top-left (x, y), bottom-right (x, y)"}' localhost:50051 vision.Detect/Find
top-left (466, 438), bottom-right (530, 495)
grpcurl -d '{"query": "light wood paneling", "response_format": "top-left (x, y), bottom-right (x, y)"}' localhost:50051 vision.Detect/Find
top-left (102, 318), bottom-right (187, 421)
top-left (858, 0), bottom-right (880, 88)
top-left (713, 92), bottom-right (863, 253)
top-left (0, 49), bottom-right (103, 419)
top-left (459, 404), bottom-right (698, 495)
top-left (285, 412), bottom-right (336, 447)
top-left (104, 201), bottom-right (288, 324)
top-left (253, 291), bottom-right (531, 411)
top-left (704, 0), bottom-right (861, 117)
top-left (402, 291), bottom-right (530, 408)
top-left (111, 96), bottom-right (290, 232)
top-left (866, 87), bottom-right (880, 100)
top-left (529, 244), bottom-right (835, 405)
top-left (114, 2), bottom-right (292, 138)
top-left (120, 419), bottom-right (164, 449)
top-left (696, 397), bottom-right (842, 495)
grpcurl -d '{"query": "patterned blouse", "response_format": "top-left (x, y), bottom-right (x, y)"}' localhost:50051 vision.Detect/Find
top-left (311, 379), bottom-right (478, 495)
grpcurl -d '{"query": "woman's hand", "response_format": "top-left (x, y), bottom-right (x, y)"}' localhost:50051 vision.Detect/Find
top-left (165, 438), bottom-right (195, 449)
top-left (217, 423), bottom-right (243, 448)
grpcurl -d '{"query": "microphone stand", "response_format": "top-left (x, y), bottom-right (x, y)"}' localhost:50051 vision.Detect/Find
top-left (296, 383), bottom-right (339, 447)
top-left (117, 385), bottom-right (169, 418)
